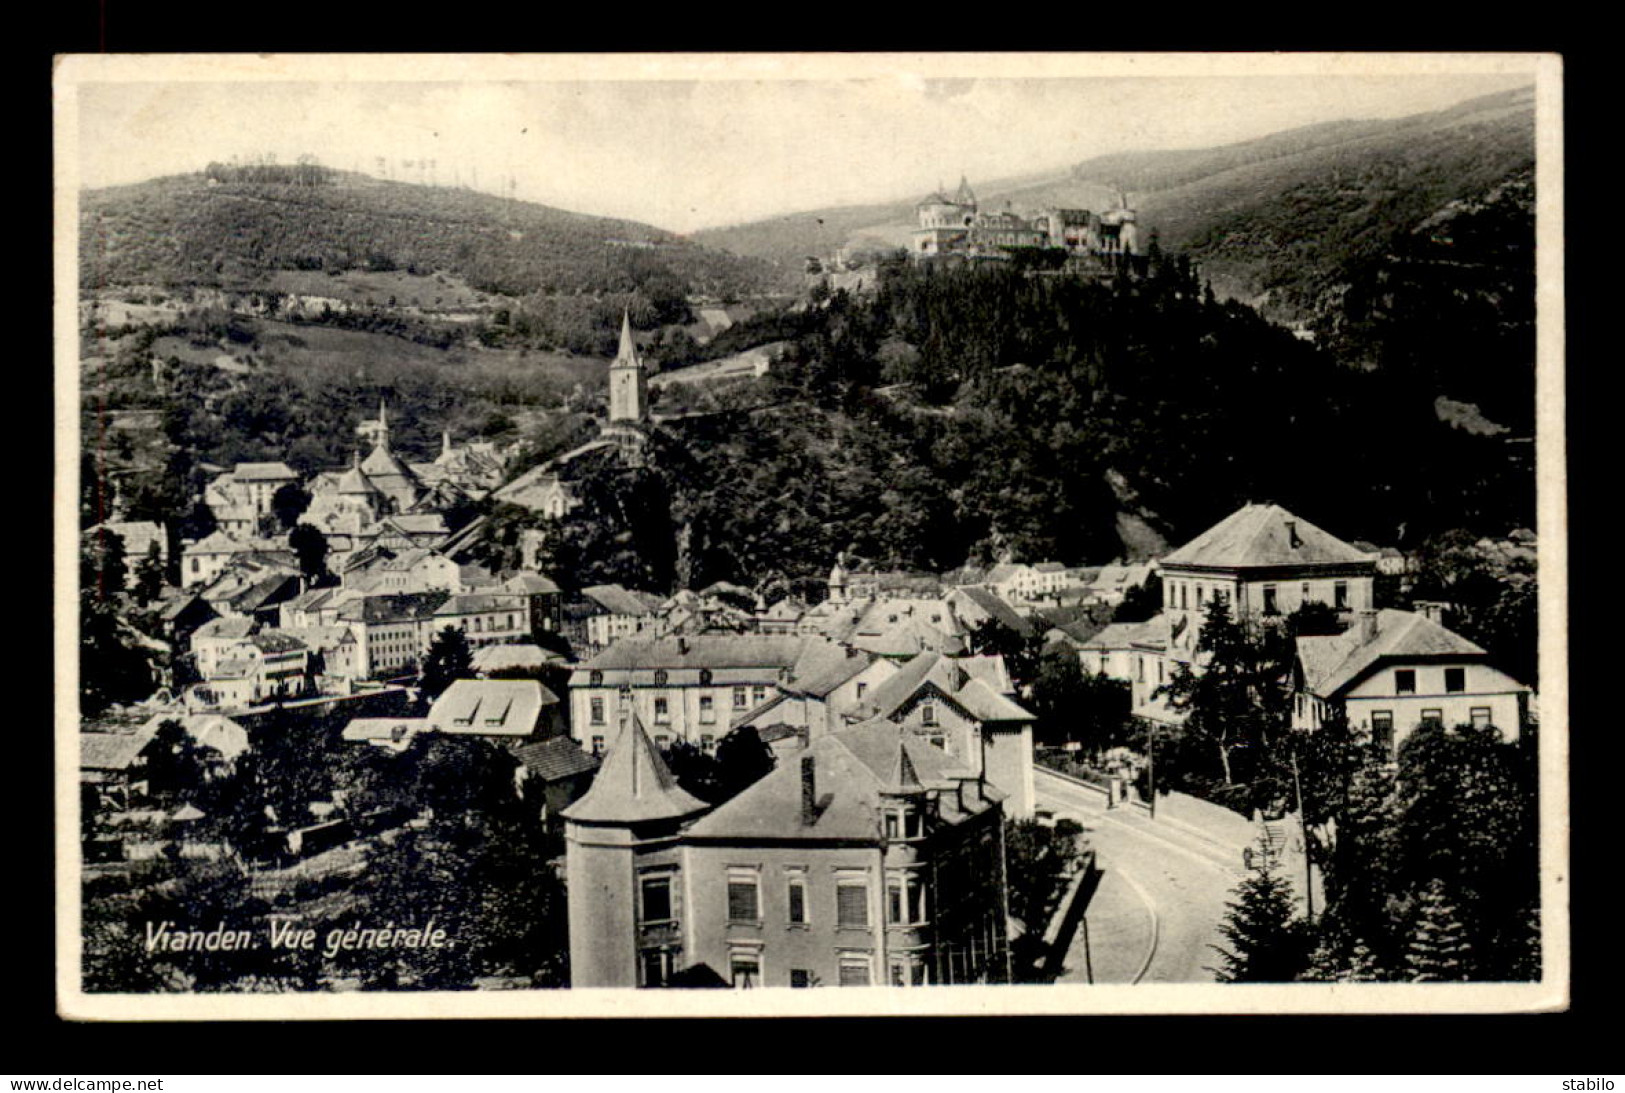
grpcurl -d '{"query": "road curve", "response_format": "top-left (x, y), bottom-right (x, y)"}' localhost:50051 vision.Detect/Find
top-left (1037, 769), bottom-right (1240, 984)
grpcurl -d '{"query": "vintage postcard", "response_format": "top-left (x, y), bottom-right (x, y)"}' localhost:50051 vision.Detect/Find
top-left (55, 51), bottom-right (1567, 1019)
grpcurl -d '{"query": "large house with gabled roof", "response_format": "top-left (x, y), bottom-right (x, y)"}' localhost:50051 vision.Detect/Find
top-left (1291, 607), bottom-right (1531, 754)
top-left (563, 713), bottom-right (1012, 989)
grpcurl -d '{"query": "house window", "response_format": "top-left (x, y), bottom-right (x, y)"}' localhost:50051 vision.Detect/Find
top-left (734, 686), bottom-right (749, 709)
top-left (699, 669), bottom-right (713, 686)
top-left (836, 876), bottom-right (870, 928)
top-left (1136, 657), bottom-right (1145, 683)
top-left (752, 685), bottom-right (768, 706)
top-left (640, 948), bottom-right (672, 988)
top-left (787, 872), bottom-right (808, 925)
top-left (1335, 581), bottom-right (1349, 610)
top-left (1180, 583), bottom-right (1189, 610)
top-left (729, 950), bottom-right (762, 989)
top-left (1371, 711), bottom-right (1394, 755)
top-left (653, 697), bottom-right (670, 723)
top-left (473, 618), bottom-right (482, 632)
top-left (1395, 670), bottom-right (1416, 695)
top-left (590, 670), bottom-right (604, 686)
top-left (699, 695), bottom-right (716, 724)
top-left (640, 875), bottom-right (673, 924)
top-left (1197, 585), bottom-right (1206, 606)
top-left (1470, 707), bottom-right (1493, 728)
top-left (904, 809), bottom-right (922, 839)
top-left (727, 869), bottom-right (761, 924)
top-left (921, 701), bottom-right (937, 726)
top-left (1420, 709), bottom-right (1444, 729)
top-left (655, 733), bottom-right (671, 749)
top-left (887, 879), bottom-right (904, 925)
top-left (856, 682), bottom-right (868, 700)
top-left (1301, 582), bottom-right (1312, 603)
top-left (590, 698), bottom-right (605, 725)
top-left (790, 969), bottom-right (813, 988)
top-left (653, 669), bottom-right (669, 686)
top-left (701, 734), bottom-right (715, 751)
top-left (1445, 668), bottom-right (1466, 694)
top-left (837, 954), bottom-right (872, 987)
top-left (884, 811), bottom-right (900, 839)
top-left (590, 735), bottom-right (605, 757)
top-left (1262, 585), bottom-right (1279, 616)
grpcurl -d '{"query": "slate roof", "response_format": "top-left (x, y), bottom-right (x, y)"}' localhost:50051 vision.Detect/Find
top-left (1295, 609), bottom-right (1513, 698)
top-left (341, 717), bottom-right (430, 746)
top-left (683, 722), bottom-right (997, 842)
top-left (250, 631), bottom-right (308, 654)
top-left (503, 573), bottom-right (561, 595)
top-left (234, 462), bottom-right (298, 482)
top-left (513, 737), bottom-right (601, 783)
top-left (138, 713), bottom-right (250, 761)
top-left (560, 714), bottom-right (709, 824)
top-left (1161, 504), bottom-right (1374, 570)
top-left (581, 584), bottom-right (658, 617)
top-left (1079, 619), bottom-right (1165, 651)
top-left (193, 616), bottom-right (258, 642)
top-left (472, 643), bottom-right (565, 674)
top-left (949, 586), bottom-right (1036, 637)
top-left (429, 678), bottom-right (558, 737)
top-left (788, 647), bottom-right (875, 699)
top-left (581, 635), bottom-right (808, 672)
top-left (81, 731), bottom-right (154, 771)
top-left (852, 651), bottom-right (1034, 724)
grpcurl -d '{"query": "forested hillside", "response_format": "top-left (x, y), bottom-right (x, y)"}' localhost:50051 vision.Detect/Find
top-left (514, 259), bottom-right (1533, 605)
top-left (80, 169), bottom-right (778, 299)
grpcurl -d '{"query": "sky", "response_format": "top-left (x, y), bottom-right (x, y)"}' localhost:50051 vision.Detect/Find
top-left (65, 55), bottom-right (1542, 234)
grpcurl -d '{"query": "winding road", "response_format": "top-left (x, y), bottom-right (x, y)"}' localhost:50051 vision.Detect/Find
top-left (1037, 769), bottom-right (1243, 984)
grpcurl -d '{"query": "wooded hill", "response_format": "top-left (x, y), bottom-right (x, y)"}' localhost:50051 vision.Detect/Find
top-left (693, 87), bottom-right (1536, 326)
top-left (79, 169), bottom-right (780, 300)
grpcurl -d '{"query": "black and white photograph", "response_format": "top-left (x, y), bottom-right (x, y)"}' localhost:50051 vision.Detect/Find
top-left (54, 52), bottom-right (1565, 1019)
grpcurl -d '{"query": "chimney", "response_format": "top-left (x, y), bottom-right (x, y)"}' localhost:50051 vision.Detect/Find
top-left (801, 755), bottom-right (817, 826)
top-left (1358, 608), bottom-right (1379, 644)
top-left (1415, 601), bottom-right (1447, 625)
top-left (677, 635), bottom-right (688, 655)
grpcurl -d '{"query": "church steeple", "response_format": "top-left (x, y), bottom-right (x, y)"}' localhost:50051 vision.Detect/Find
top-left (607, 309), bottom-right (647, 425)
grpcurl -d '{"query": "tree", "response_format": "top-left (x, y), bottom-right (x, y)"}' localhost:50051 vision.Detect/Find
top-left (1028, 646), bottom-right (1130, 753)
top-left (660, 739), bottom-right (723, 804)
top-left (142, 719), bottom-right (218, 802)
top-left (1159, 599), bottom-right (1288, 795)
top-left (1403, 878), bottom-right (1475, 982)
top-left (82, 525), bottom-right (129, 600)
top-left (1212, 837), bottom-right (1311, 982)
top-left (1112, 572), bottom-right (1162, 623)
top-left (288, 523), bottom-right (330, 582)
top-left (713, 726), bottom-right (775, 801)
top-left (1003, 817), bottom-right (1087, 980)
top-left (132, 541), bottom-right (168, 605)
top-left (418, 626), bottom-right (474, 700)
top-left (269, 482), bottom-right (312, 531)
top-left (965, 617), bottom-right (1046, 688)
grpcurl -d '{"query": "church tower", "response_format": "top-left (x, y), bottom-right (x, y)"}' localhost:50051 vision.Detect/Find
top-left (607, 310), bottom-right (647, 426)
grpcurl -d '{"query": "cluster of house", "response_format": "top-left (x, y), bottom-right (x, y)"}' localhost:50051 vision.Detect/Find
top-left (1075, 503), bottom-right (1532, 755)
top-left (79, 673), bottom-right (602, 865)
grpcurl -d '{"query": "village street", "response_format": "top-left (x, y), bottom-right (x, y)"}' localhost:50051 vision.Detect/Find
top-left (1036, 769), bottom-right (1245, 984)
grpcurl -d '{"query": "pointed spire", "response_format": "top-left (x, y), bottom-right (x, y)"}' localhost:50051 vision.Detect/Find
top-left (613, 309), bottom-right (639, 369)
top-left (441, 429), bottom-right (452, 458)
top-left (560, 711), bottom-right (708, 825)
top-left (956, 174), bottom-right (976, 207)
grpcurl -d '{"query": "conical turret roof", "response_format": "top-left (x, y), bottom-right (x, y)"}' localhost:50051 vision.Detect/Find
top-left (561, 712), bottom-right (709, 825)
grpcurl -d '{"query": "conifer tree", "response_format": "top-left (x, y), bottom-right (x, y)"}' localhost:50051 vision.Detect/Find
top-left (1213, 836), bottom-right (1310, 982)
top-left (419, 625), bottom-right (474, 700)
top-left (1404, 878), bottom-right (1475, 982)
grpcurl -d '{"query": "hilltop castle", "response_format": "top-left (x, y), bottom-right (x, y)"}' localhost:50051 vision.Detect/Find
top-left (912, 176), bottom-right (1141, 263)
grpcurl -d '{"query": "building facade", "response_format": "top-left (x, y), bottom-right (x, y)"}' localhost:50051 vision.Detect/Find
top-left (563, 716), bottom-right (1011, 989)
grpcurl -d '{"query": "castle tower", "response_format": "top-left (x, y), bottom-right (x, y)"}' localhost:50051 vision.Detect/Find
top-left (561, 712), bottom-right (709, 988)
top-left (607, 310), bottom-right (647, 426)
